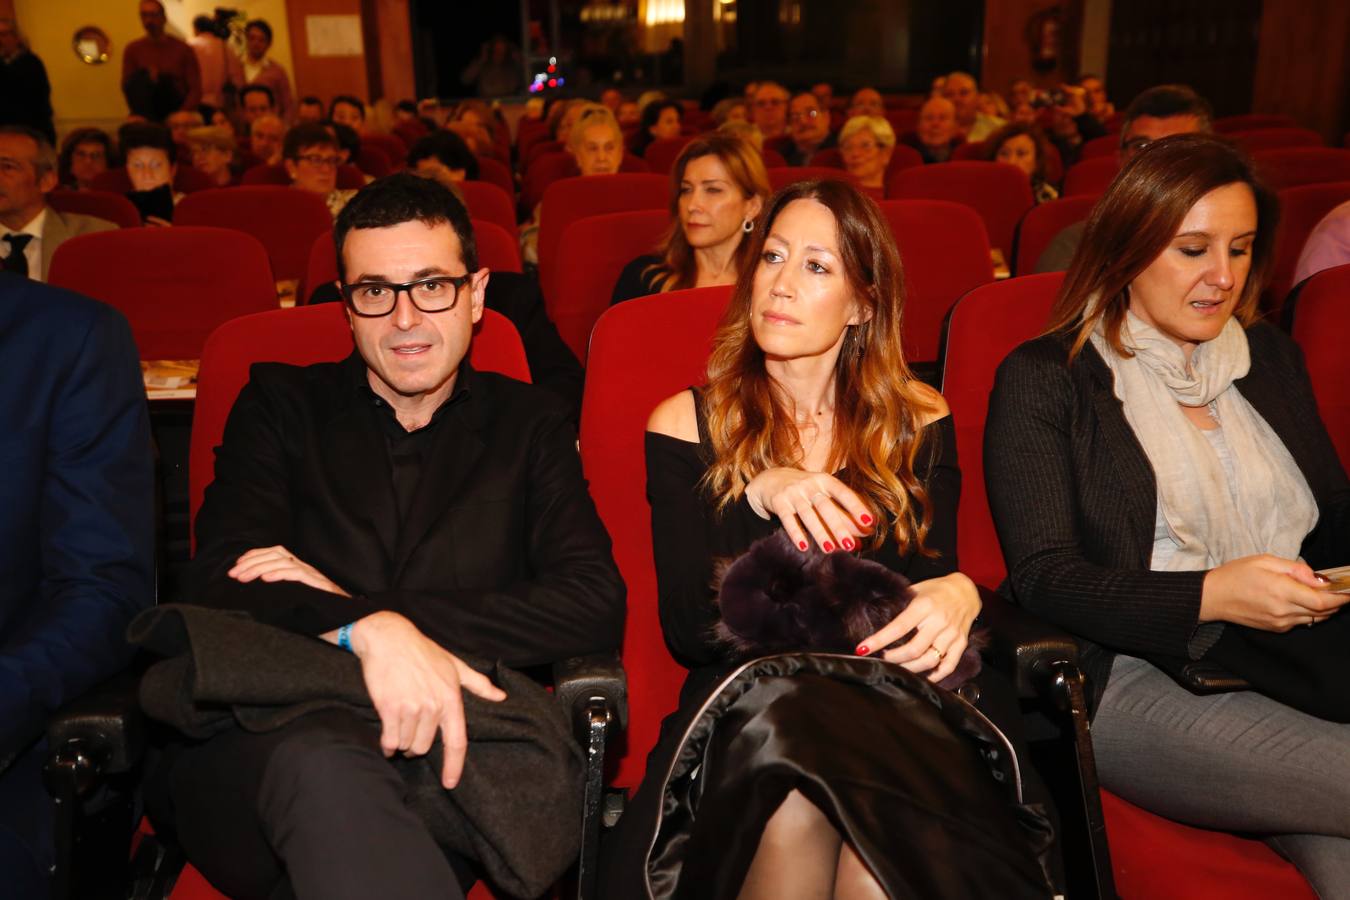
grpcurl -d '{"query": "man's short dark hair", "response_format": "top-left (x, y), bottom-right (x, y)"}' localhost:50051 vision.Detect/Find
top-left (240, 84), bottom-right (275, 108)
top-left (283, 123), bottom-right (338, 161)
top-left (396, 100), bottom-right (418, 115)
top-left (245, 18), bottom-right (273, 44)
top-left (0, 124), bottom-right (57, 179)
top-left (407, 131), bottom-right (479, 181)
top-left (327, 122), bottom-right (361, 160)
top-left (192, 14), bottom-right (214, 34)
top-left (299, 95), bottom-right (323, 108)
top-left (330, 95), bottom-right (366, 121)
top-left (1120, 84), bottom-right (1214, 139)
top-left (333, 173), bottom-right (478, 282)
top-left (118, 122), bottom-right (175, 160)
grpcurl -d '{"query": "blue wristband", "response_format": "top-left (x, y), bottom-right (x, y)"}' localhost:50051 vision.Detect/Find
top-left (337, 622), bottom-right (354, 652)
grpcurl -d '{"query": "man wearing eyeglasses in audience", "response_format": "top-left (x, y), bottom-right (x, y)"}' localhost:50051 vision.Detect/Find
top-left (283, 122), bottom-right (355, 218)
top-left (1036, 84), bottom-right (1212, 273)
top-left (780, 91), bottom-right (835, 167)
top-left (750, 81), bottom-right (790, 140)
top-left (145, 173), bottom-right (624, 900)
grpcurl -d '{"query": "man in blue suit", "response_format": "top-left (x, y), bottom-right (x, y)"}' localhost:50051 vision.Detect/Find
top-left (0, 272), bottom-right (154, 895)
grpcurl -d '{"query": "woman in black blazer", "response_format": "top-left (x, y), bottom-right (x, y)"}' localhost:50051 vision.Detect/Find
top-left (985, 134), bottom-right (1350, 894)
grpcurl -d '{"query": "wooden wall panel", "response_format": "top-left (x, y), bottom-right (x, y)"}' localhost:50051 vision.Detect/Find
top-left (284, 0), bottom-right (369, 102)
top-left (1253, 0), bottom-right (1350, 144)
top-left (981, 0), bottom-right (1084, 96)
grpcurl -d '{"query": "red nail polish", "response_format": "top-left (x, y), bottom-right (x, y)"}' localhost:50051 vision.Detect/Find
top-left (860, 514), bottom-right (873, 525)
top-left (798, 540), bottom-right (809, 551)
top-left (856, 645), bottom-right (870, 656)
top-left (842, 537), bottom-right (855, 551)
top-left (822, 541), bottom-right (835, 553)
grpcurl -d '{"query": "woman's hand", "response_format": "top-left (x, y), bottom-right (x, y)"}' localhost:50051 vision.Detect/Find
top-left (856, 572), bottom-right (981, 683)
top-left (744, 467), bottom-right (874, 552)
top-left (1201, 554), bottom-right (1346, 631)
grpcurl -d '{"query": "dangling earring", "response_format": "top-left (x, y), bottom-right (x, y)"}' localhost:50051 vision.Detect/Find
top-left (742, 218), bottom-right (754, 233)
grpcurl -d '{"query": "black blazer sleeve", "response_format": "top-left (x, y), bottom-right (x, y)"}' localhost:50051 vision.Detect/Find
top-left (611, 255), bottom-right (667, 306)
top-left (983, 339), bottom-right (1208, 660)
top-left (485, 272), bottom-right (584, 424)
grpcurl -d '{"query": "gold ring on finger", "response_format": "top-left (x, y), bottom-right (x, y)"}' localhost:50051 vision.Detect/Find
top-left (933, 646), bottom-right (946, 660)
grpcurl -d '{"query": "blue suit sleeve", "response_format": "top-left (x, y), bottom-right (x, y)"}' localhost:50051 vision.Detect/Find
top-left (0, 305), bottom-right (155, 761)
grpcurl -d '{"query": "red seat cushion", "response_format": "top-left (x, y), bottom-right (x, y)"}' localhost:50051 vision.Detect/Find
top-left (885, 161), bottom-right (1034, 258)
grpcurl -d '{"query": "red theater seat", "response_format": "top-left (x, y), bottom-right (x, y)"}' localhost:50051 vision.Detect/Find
top-left (1291, 263), bottom-right (1350, 471)
top-left (1232, 127), bottom-right (1324, 153)
top-left (1213, 113), bottom-right (1298, 134)
top-left (1080, 133), bottom-right (1119, 159)
top-left (474, 156), bottom-right (516, 198)
top-left (175, 186), bottom-right (333, 285)
top-left (360, 132), bottom-right (408, 168)
top-left (1062, 155), bottom-right (1120, 197)
top-left (1253, 148), bottom-right (1350, 190)
top-left (1268, 181), bottom-right (1350, 311)
top-left (47, 227), bottom-right (277, 360)
top-left (643, 135), bottom-right (696, 174)
top-left (47, 189), bottom-right (141, 229)
top-left (523, 151), bottom-right (650, 209)
top-left (353, 145), bottom-right (392, 178)
top-left (767, 166), bottom-right (858, 192)
top-left (886, 160), bottom-right (1033, 258)
top-left (545, 209), bottom-right (670, 362)
top-left (1013, 194), bottom-right (1098, 275)
top-left (459, 180), bottom-right (519, 238)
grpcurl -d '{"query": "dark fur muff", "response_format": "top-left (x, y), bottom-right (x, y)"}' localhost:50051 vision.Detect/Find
top-left (714, 531), bottom-right (984, 689)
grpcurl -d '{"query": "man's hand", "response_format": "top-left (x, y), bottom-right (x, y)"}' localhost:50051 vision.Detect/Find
top-left (346, 611), bottom-right (507, 788)
top-left (228, 545), bottom-right (351, 596)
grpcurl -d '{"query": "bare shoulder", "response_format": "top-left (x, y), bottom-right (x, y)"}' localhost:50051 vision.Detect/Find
top-left (646, 389), bottom-right (699, 442)
top-left (911, 381), bottom-right (951, 427)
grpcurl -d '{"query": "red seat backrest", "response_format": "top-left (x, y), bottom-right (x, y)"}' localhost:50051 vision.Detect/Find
top-left (525, 139), bottom-right (565, 170)
top-left (1079, 134), bottom-right (1118, 160)
top-left (952, 141), bottom-right (988, 161)
top-left (189, 304), bottom-right (529, 538)
top-left (1232, 128), bottom-right (1324, 153)
top-left (1013, 194), bottom-right (1098, 276)
top-left (360, 133), bottom-right (408, 168)
top-left (1062, 155), bottom-right (1120, 198)
top-left (392, 121), bottom-right (428, 149)
top-left (240, 163), bottom-right (291, 186)
top-left (336, 164), bottom-right (366, 190)
top-left (459, 180), bottom-right (519, 238)
top-left (354, 145), bottom-right (392, 178)
top-left (578, 285), bottom-right (734, 788)
top-left (761, 147), bottom-right (788, 168)
top-left (643, 136), bottom-right (696, 175)
top-left (1252, 148), bottom-right (1350, 191)
top-left (886, 142), bottom-right (924, 177)
top-left (536, 173), bottom-right (670, 302)
top-left (1213, 113), bottom-right (1298, 134)
top-left (1269, 181), bottom-right (1350, 311)
top-left (940, 272), bottom-right (1063, 588)
top-left (885, 161), bottom-right (1034, 258)
top-left (474, 156), bottom-right (516, 198)
top-left (546, 209), bottom-right (671, 363)
top-left (808, 147), bottom-right (845, 169)
top-left (1291, 263), bottom-right (1350, 472)
top-left (47, 189), bottom-right (141, 229)
top-left (876, 199), bottom-right (995, 363)
top-left (766, 166), bottom-right (858, 192)
top-left (884, 108), bottom-right (918, 135)
top-left (47, 226), bottom-right (278, 360)
top-left (175, 186), bottom-right (333, 284)
top-left (524, 151), bottom-right (651, 209)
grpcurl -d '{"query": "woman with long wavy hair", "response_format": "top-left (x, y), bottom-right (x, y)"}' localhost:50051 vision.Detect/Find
top-left (600, 179), bottom-right (1052, 899)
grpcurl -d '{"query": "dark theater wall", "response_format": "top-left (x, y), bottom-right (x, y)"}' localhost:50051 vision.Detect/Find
top-left (1253, 0), bottom-right (1350, 144)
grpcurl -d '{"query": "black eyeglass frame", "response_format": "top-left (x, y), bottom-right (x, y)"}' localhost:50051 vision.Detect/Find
top-left (339, 274), bottom-right (472, 317)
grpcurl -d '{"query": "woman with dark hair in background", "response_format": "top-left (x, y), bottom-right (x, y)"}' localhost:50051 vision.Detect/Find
top-left (632, 99), bottom-right (683, 159)
top-left (986, 123), bottom-right (1059, 204)
top-left (601, 179), bottom-right (1053, 898)
top-left (986, 134), bottom-right (1350, 895)
top-left (58, 127), bottom-right (115, 190)
top-left (611, 134), bottom-right (769, 304)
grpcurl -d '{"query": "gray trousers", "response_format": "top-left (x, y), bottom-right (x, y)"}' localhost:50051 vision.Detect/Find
top-left (1093, 654), bottom-right (1350, 900)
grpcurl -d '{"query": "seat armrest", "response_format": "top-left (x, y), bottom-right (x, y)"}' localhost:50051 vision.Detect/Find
top-left (978, 586), bottom-right (1081, 699)
top-left (553, 652), bottom-right (628, 734)
top-left (45, 673), bottom-right (146, 777)
top-left (1176, 661), bottom-right (1250, 694)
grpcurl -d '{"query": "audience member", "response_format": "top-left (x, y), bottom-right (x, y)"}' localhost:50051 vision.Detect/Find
top-left (242, 18), bottom-right (294, 122)
top-left (1291, 200), bottom-right (1350, 287)
top-left (119, 122), bottom-right (181, 224)
top-left (0, 126), bottom-right (116, 281)
top-left (611, 133), bottom-right (769, 303)
top-left (943, 71), bottom-right (1004, 141)
top-left (900, 96), bottom-right (961, 164)
top-left (326, 121), bottom-right (364, 172)
top-left (847, 87), bottom-right (885, 119)
top-left (616, 100), bottom-right (640, 128)
top-left (930, 74), bottom-right (947, 98)
top-left (407, 130), bottom-right (479, 188)
top-left (0, 17), bottom-right (53, 142)
top-left (330, 95), bottom-right (367, 135)
top-left (445, 100), bottom-right (496, 156)
top-left (1037, 84), bottom-right (1212, 272)
top-left (716, 120), bottom-right (764, 152)
top-left (0, 274), bottom-right (153, 900)
top-left (460, 35), bottom-right (523, 97)
top-left (1079, 73), bottom-right (1115, 123)
top-left (632, 99), bottom-right (682, 158)
top-left (1009, 80), bottom-right (1034, 109)
top-left (566, 104), bottom-right (624, 177)
top-left (710, 97), bottom-right (748, 126)
top-left (165, 109), bottom-right (203, 165)
top-left (599, 88), bottom-right (623, 113)
top-left (1043, 83), bottom-right (1108, 169)
top-left (143, 173), bottom-right (623, 900)
top-left (978, 91), bottom-right (1011, 121)
top-left (838, 115), bottom-right (896, 192)
top-left (123, 0), bottom-right (201, 121)
top-left (57, 127), bottom-right (115, 191)
top-left (188, 14), bottom-right (243, 113)
top-left (283, 123), bottom-right (355, 218)
top-left (393, 99), bottom-right (419, 124)
top-left (987, 135), bottom-right (1350, 896)
top-left (750, 82), bottom-right (790, 140)
top-left (187, 125), bottom-right (238, 187)
top-left (240, 84), bottom-right (276, 127)
top-left (987, 123), bottom-right (1059, 204)
top-left (249, 113), bottom-right (285, 166)
top-left (810, 82), bottom-right (834, 112)
top-left (780, 92), bottom-right (835, 166)
top-left (296, 95), bottom-right (325, 124)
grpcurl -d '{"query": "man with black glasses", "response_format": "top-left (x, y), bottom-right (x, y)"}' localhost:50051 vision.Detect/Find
top-left (144, 173), bottom-right (625, 900)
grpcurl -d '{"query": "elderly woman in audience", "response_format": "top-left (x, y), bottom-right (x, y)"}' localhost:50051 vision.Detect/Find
top-left (838, 115), bottom-right (896, 196)
top-left (601, 178), bottom-right (1053, 897)
top-left (446, 99), bottom-right (496, 156)
top-left (187, 125), bottom-right (238, 187)
top-left (986, 123), bottom-right (1059, 204)
top-left (710, 96), bottom-right (748, 126)
top-left (521, 104), bottom-right (625, 265)
top-left (119, 123), bottom-right (182, 225)
top-left (985, 134), bottom-right (1350, 896)
top-left (632, 99), bottom-right (683, 158)
top-left (58, 127), bottom-right (115, 190)
top-left (611, 133), bottom-right (770, 304)
top-left (717, 119), bottom-right (764, 152)
top-left (283, 123), bottom-right (356, 218)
